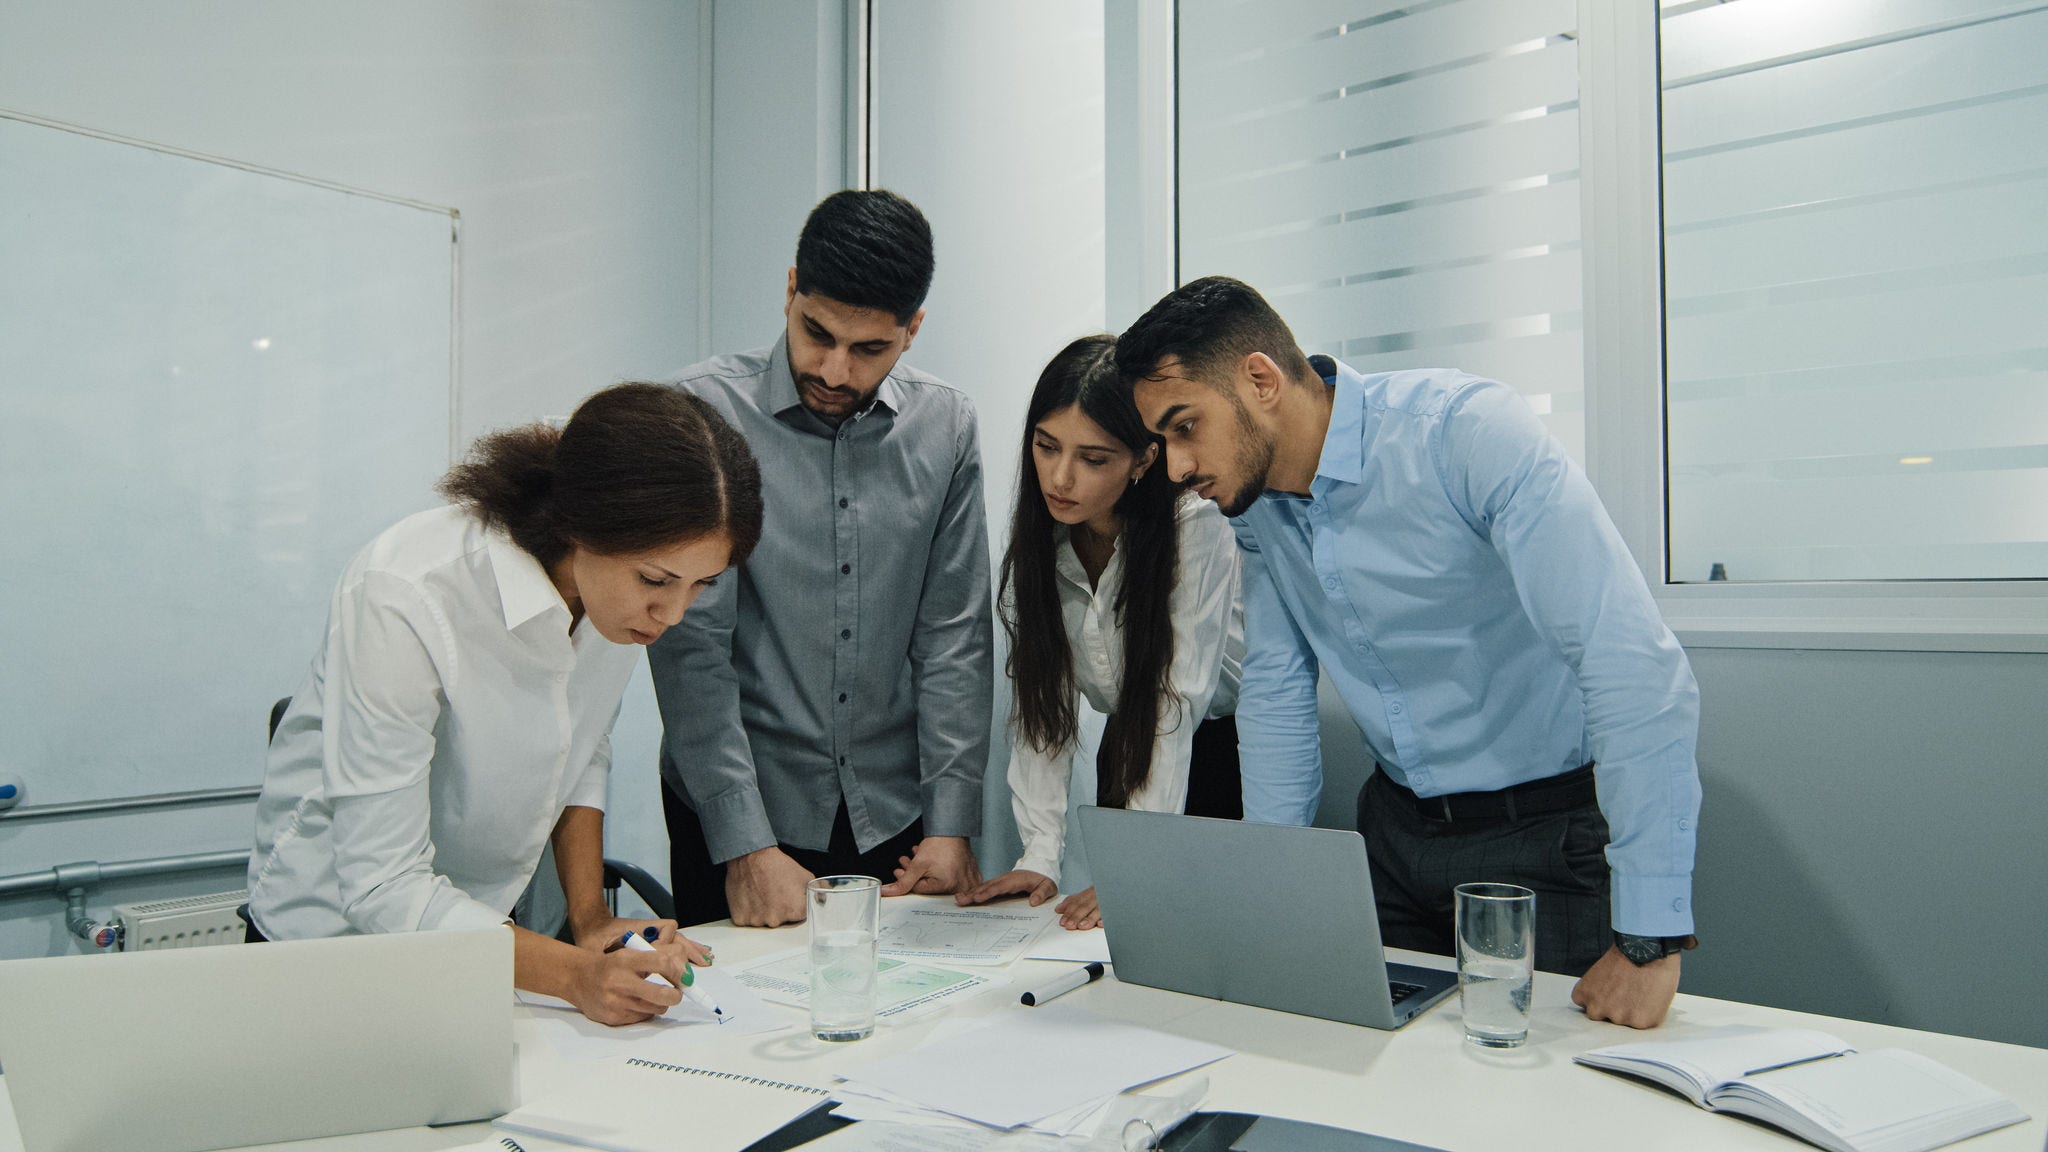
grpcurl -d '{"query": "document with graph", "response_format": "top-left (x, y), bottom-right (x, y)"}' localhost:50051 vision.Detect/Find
top-left (875, 905), bottom-right (1051, 966)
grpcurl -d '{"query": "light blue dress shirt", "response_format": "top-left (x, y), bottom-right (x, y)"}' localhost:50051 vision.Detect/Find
top-left (1232, 358), bottom-right (1701, 936)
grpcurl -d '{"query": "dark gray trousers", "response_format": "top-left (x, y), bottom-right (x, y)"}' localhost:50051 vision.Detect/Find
top-left (1356, 768), bottom-right (1612, 977)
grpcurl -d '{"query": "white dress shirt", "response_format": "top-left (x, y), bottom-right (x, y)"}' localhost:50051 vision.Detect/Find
top-left (248, 505), bottom-right (639, 939)
top-left (1008, 494), bottom-right (1244, 881)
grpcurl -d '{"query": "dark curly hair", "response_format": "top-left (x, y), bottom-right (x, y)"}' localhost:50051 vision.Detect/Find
top-left (437, 382), bottom-right (762, 570)
top-left (1114, 275), bottom-right (1315, 395)
top-left (794, 189), bottom-right (935, 324)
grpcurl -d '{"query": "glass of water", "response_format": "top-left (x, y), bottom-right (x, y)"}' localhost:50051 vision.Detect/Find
top-left (807, 875), bottom-right (880, 1042)
top-left (1454, 882), bottom-right (1535, 1048)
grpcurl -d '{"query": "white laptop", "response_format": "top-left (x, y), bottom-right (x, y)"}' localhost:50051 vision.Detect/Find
top-left (0, 926), bottom-right (514, 1152)
top-left (1080, 807), bottom-right (1459, 1030)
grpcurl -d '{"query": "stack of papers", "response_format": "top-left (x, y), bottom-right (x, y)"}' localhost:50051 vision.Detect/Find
top-left (839, 1002), bottom-right (1230, 1130)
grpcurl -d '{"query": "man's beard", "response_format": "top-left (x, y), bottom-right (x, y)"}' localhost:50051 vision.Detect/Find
top-left (1216, 397), bottom-right (1276, 517)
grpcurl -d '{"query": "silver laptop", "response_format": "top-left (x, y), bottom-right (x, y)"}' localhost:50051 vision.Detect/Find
top-left (1080, 807), bottom-right (1458, 1029)
top-left (0, 926), bottom-right (515, 1152)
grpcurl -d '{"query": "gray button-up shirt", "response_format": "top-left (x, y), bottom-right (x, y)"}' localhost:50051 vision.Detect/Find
top-left (650, 338), bottom-right (993, 862)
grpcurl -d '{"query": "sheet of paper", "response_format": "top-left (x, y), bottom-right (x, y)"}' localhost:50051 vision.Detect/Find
top-left (877, 905), bottom-right (1052, 967)
top-left (734, 947), bottom-right (1002, 1022)
top-left (513, 966), bottom-right (789, 1062)
top-left (842, 1001), bottom-right (1231, 1129)
top-left (1025, 926), bottom-right (1110, 964)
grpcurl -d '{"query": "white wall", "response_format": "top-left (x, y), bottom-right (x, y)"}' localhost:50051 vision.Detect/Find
top-left (0, 0), bottom-right (707, 952)
top-left (869, 0), bottom-right (1109, 885)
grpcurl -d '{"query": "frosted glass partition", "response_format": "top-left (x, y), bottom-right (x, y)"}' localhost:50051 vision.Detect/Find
top-left (1662, 0), bottom-right (2048, 583)
top-left (1177, 0), bottom-right (1586, 461)
top-left (0, 114), bottom-right (454, 802)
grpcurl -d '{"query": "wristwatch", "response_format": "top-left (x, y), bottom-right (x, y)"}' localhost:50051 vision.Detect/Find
top-left (1613, 931), bottom-right (1698, 966)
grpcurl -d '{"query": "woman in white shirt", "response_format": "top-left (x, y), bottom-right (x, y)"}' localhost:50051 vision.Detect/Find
top-left (248, 382), bottom-right (762, 1025)
top-left (956, 334), bottom-right (1243, 930)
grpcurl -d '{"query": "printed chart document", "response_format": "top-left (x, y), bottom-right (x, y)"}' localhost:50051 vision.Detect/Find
top-left (734, 947), bottom-right (1000, 1023)
top-left (842, 1001), bottom-right (1231, 1129)
top-left (495, 1055), bottom-right (828, 1152)
top-left (878, 905), bottom-right (1051, 967)
top-left (1026, 926), bottom-right (1110, 964)
top-left (1576, 1026), bottom-right (2027, 1152)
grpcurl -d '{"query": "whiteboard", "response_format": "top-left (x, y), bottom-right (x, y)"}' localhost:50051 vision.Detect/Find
top-left (0, 113), bottom-right (456, 803)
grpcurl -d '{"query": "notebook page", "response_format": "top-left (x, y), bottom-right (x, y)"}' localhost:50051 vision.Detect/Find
top-left (1724, 1048), bottom-right (2024, 1144)
top-left (1581, 1027), bottom-right (1852, 1099)
top-left (495, 1056), bottom-right (825, 1152)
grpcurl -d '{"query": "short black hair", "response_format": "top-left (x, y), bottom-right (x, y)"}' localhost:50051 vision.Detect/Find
top-left (793, 189), bottom-right (935, 325)
top-left (1114, 275), bottom-right (1315, 393)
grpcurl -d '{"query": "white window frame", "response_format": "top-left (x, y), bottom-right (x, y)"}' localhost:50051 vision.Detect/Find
top-left (1127, 0), bottom-right (2048, 654)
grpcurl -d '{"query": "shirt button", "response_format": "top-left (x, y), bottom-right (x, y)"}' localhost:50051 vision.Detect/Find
top-left (1310, 502), bottom-right (1323, 515)
top-left (838, 693), bottom-right (848, 703)
top-left (555, 672), bottom-right (567, 683)
top-left (838, 756), bottom-right (847, 766)
top-left (841, 563), bottom-right (852, 575)
top-left (1672, 898), bottom-right (1686, 912)
top-left (841, 628), bottom-right (851, 639)
top-left (839, 497), bottom-right (849, 509)
top-left (1678, 818), bottom-right (1692, 831)
top-left (1323, 576), bottom-right (1339, 590)
top-left (1388, 703), bottom-right (1403, 715)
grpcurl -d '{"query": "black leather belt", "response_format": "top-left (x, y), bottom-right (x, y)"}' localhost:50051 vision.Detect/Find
top-left (1380, 763), bottom-right (1596, 824)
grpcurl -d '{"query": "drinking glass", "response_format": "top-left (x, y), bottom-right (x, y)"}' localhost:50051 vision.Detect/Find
top-left (1454, 882), bottom-right (1535, 1048)
top-left (807, 875), bottom-right (880, 1041)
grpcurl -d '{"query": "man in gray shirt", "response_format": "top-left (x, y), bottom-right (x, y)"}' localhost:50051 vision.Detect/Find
top-left (651, 190), bottom-right (993, 928)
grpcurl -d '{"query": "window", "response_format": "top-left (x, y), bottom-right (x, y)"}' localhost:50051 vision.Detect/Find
top-left (1177, 0), bottom-right (1588, 459)
top-left (1661, 0), bottom-right (2048, 584)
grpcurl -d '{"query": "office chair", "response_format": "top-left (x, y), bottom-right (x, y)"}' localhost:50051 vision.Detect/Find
top-left (267, 696), bottom-right (676, 924)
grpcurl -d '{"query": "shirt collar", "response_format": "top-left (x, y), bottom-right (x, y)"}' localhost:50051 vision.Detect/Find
top-left (768, 335), bottom-right (903, 437)
top-left (485, 528), bottom-right (569, 632)
top-left (1312, 355), bottom-right (1366, 488)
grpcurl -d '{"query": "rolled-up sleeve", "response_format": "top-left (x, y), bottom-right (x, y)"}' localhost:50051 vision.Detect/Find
top-left (325, 572), bottom-right (507, 934)
top-left (908, 401), bottom-right (995, 838)
top-left (1441, 381), bottom-right (1702, 936)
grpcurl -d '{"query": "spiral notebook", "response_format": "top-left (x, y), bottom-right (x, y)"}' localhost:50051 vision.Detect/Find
top-left (494, 1056), bottom-right (832, 1152)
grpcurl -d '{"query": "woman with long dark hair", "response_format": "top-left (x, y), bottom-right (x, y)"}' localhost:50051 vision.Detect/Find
top-left (958, 335), bottom-right (1243, 930)
top-left (247, 382), bottom-right (762, 1025)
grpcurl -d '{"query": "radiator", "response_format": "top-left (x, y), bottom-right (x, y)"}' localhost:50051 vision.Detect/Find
top-left (112, 889), bottom-right (249, 951)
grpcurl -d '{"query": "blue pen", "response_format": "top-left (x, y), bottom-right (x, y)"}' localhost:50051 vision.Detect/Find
top-left (619, 929), bottom-right (727, 1022)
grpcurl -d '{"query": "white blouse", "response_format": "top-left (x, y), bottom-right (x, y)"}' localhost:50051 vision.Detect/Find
top-left (248, 506), bottom-right (639, 940)
top-left (1008, 494), bottom-right (1244, 881)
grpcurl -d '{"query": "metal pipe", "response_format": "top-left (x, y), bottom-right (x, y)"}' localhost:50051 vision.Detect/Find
top-left (0, 850), bottom-right (250, 898)
top-left (0, 786), bottom-right (260, 822)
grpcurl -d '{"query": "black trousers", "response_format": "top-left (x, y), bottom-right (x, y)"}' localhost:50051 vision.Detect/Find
top-left (1099, 714), bottom-right (1243, 820)
top-left (1356, 767), bottom-right (1612, 976)
top-left (664, 784), bottom-right (924, 930)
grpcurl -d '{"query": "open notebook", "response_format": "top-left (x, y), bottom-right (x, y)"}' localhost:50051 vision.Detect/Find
top-left (1575, 1027), bottom-right (2027, 1152)
top-left (494, 1056), bottom-right (831, 1152)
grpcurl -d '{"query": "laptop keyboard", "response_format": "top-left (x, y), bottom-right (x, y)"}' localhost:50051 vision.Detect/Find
top-left (1388, 979), bottom-right (1426, 1005)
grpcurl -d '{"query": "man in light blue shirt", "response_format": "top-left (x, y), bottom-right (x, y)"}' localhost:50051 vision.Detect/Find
top-left (1118, 277), bottom-right (1700, 1028)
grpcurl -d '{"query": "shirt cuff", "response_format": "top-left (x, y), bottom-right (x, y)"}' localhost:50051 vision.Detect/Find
top-left (1013, 849), bottom-right (1062, 883)
top-left (921, 777), bottom-right (982, 840)
top-left (1611, 873), bottom-right (1696, 936)
top-left (690, 786), bottom-right (779, 866)
top-left (421, 892), bottom-right (515, 935)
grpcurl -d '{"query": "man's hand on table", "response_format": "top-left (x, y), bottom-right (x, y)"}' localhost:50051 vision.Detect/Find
top-left (1572, 945), bottom-right (1680, 1028)
top-left (881, 835), bottom-right (981, 896)
top-left (956, 868), bottom-right (1058, 908)
top-left (724, 845), bottom-right (814, 927)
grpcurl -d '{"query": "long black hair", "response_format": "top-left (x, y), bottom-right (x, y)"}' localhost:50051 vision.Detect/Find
top-left (1000, 335), bottom-right (1183, 807)
top-left (437, 382), bottom-right (763, 569)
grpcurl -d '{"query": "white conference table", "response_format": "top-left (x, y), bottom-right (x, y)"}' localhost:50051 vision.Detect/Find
top-left (3, 894), bottom-right (2043, 1152)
